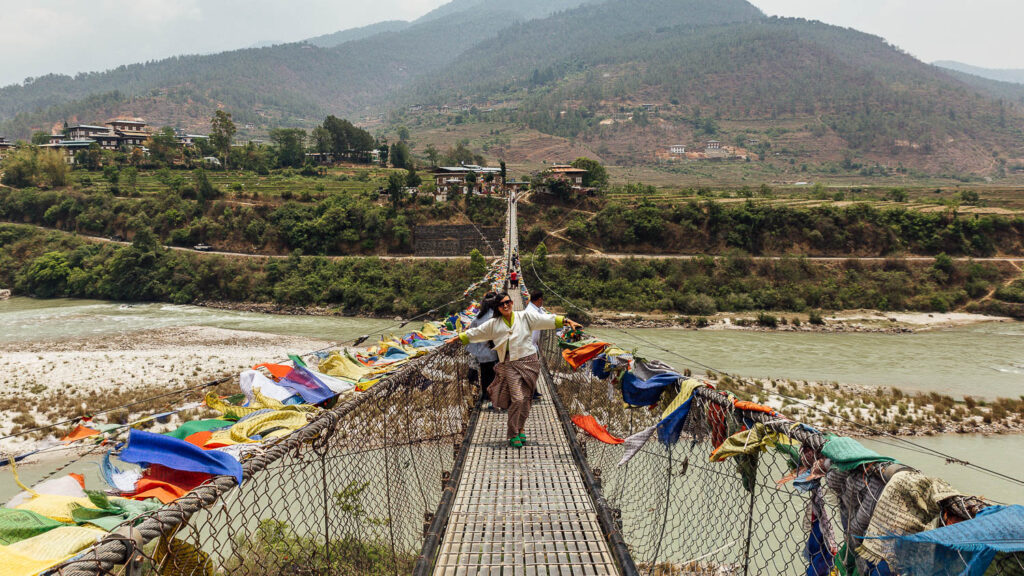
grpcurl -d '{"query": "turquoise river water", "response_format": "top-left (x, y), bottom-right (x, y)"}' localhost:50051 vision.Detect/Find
top-left (2, 297), bottom-right (1021, 503)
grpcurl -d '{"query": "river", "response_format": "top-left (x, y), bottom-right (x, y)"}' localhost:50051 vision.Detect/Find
top-left (2, 297), bottom-right (1021, 503)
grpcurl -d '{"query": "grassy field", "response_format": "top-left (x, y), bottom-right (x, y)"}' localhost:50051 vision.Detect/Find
top-left (70, 165), bottom-right (401, 202)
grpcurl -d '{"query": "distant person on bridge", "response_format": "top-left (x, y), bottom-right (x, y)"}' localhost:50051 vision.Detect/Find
top-left (509, 271), bottom-right (519, 289)
top-left (456, 291), bottom-right (581, 448)
top-left (466, 292), bottom-right (500, 410)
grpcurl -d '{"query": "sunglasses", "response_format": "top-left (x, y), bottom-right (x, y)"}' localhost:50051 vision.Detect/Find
top-left (498, 300), bottom-right (513, 307)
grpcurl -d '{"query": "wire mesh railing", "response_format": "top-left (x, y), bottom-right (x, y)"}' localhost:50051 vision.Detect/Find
top-left (54, 340), bottom-right (475, 576)
top-left (536, 331), bottom-right (1023, 576)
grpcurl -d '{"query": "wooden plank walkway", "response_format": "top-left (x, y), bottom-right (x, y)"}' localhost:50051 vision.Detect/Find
top-left (431, 374), bottom-right (620, 575)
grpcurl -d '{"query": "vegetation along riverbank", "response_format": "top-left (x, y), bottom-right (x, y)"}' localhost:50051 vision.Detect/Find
top-left (3, 224), bottom-right (1023, 318)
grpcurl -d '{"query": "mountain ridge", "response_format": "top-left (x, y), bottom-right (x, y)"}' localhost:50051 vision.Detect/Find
top-left (935, 60), bottom-right (1024, 86)
top-left (1, 0), bottom-right (1021, 175)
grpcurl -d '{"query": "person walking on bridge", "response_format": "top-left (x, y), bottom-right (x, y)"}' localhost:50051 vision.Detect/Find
top-left (456, 291), bottom-right (581, 448)
top-left (466, 292), bottom-right (499, 409)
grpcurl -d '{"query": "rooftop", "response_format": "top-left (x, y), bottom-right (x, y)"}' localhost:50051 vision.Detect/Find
top-left (43, 139), bottom-right (97, 148)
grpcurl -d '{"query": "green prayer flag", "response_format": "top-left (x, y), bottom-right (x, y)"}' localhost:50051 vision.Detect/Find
top-left (0, 508), bottom-right (66, 545)
top-left (164, 419), bottom-right (232, 440)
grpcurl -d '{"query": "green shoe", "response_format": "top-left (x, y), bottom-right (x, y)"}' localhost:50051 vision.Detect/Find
top-left (516, 433), bottom-right (527, 446)
top-left (509, 436), bottom-right (523, 449)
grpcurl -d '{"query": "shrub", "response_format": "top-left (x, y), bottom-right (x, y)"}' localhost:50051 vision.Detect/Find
top-left (756, 312), bottom-right (778, 328)
top-left (681, 293), bottom-right (716, 316)
top-left (808, 310), bottom-right (825, 325)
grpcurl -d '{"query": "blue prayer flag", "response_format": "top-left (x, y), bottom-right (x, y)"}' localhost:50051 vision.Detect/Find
top-left (119, 429), bottom-right (243, 485)
top-left (656, 396), bottom-right (694, 445)
top-left (591, 355), bottom-right (611, 379)
top-left (892, 505), bottom-right (1024, 576)
top-left (622, 371), bottom-right (680, 406)
top-left (278, 366), bottom-right (337, 404)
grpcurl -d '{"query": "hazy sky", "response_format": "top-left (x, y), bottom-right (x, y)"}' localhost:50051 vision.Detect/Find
top-left (0, 0), bottom-right (1021, 88)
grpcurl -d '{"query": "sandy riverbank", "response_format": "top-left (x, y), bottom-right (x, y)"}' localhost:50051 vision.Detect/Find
top-left (3, 319), bottom-right (1021, 459)
top-left (590, 309), bottom-right (1016, 332)
top-left (195, 298), bottom-right (1019, 333)
top-left (0, 326), bottom-right (331, 456)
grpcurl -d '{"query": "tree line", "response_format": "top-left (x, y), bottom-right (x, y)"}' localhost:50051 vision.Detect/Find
top-left (3, 225), bottom-right (1019, 318)
top-left (546, 199), bottom-right (1024, 257)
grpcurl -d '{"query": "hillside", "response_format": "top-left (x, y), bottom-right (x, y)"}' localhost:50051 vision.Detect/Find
top-left (0, 0), bottom-right (595, 139)
top-left (2, 0), bottom-right (1023, 175)
top-left (405, 5), bottom-right (1024, 172)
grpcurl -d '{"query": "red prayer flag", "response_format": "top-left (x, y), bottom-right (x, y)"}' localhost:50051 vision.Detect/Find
top-left (571, 414), bottom-right (624, 445)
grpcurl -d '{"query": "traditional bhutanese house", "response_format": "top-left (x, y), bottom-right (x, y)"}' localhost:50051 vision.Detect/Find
top-left (461, 164), bottom-right (503, 194)
top-left (107, 119), bottom-right (147, 132)
top-left (65, 124), bottom-right (110, 140)
top-left (432, 166), bottom-right (472, 196)
top-left (505, 178), bottom-right (529, 195)
top-left (0, 137), bottom-right (13, 156)
top-left (107, 119), bottom-right (150, 147)
top-left (669, 144), bottom-right (686, 155)
top-left (431, 165), bottom-right (505, 196)
top-left (706, 140), bottom-right (721, 151)
top-left (90, 132), bottom-right (122, 150)
top-left (41, 139), bottom-right (96, 164)
top-left (175, 130), bottom-right (208, 147)
top-left (548, 164), bottom-right (588, 186)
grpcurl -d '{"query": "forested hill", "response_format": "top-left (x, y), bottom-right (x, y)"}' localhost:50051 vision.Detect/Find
top-left (410, 3), bottom-right (1024, 170)
top-left (2, 0), bottom-right (1023, 172)
top-left (0, 0), bottom-right (594, 138)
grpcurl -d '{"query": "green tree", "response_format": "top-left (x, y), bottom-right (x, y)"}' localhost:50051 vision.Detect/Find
top-left (38, 148), bottom-right (69, 187)
top-left (387, 172), bottom-right (405, 208)
top-left (1, 146), bottom-right (38, 188)
top-left (120, 166), bottom-right (138, 194)
top-left (887, 188), bottom-right (908, 202)
top-left (31, 131), bottom-right (52, 145)
top-left (424, 144), bottom-right (439, 167)
top-left (17, 251), bottom-right (70, 297)
top-left (469, 249), bottom-right (486, 277)
top-left (74, 143), bottom-right (103, 170)
top-left (210, 110), bottom-right (236, 169)
top-left (535, 242), bottom-right (548, 270)
top-left (270, 128), bottom-right (307, 168)
top-left (405, 168), bottom-right (422, 188)
top-left (148, 127), bottom-right (182, 165)
top-left (397, 126), bottom-right (410, 142)
top-left (310, 126), bottom-right (331, 155)
top-left (322, 115), bottom-right (375, 162)
top-left (194, 168), bottom-right (221, 204)
top-left (571, 157), bottom-right (608, 188)
top-left (500, 160), bottom-right (507, 185)
top-left (390, 141), bottom-right (411, 170)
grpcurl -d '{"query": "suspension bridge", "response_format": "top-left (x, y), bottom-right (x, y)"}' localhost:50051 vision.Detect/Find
top-left (36, 192), bottom-right (1024, 576)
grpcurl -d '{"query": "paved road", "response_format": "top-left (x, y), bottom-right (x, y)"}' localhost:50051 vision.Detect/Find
top-left (22, 225), bottom-right (1024, 263)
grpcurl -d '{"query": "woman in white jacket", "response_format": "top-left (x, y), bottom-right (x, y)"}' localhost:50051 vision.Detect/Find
top-left (457, 291), bottom-right (582, 448)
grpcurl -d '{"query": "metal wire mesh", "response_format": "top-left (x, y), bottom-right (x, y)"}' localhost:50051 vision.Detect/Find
top-left (55, 340), bottom-right (474, 576)
top-left (536, 332), bottom-right (1024, 576)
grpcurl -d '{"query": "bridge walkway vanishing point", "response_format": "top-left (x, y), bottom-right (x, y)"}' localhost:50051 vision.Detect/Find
top-left (432, 195), bottom-right (620, 575)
